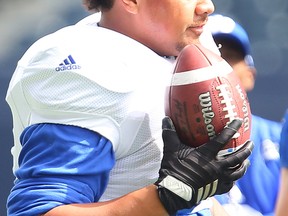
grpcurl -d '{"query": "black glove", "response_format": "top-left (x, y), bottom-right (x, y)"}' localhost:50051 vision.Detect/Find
top-left (155, 117), bottom-right (254, 215)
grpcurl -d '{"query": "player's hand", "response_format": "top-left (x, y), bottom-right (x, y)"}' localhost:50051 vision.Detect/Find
top-left (155, 117), bottom-right (254, 215)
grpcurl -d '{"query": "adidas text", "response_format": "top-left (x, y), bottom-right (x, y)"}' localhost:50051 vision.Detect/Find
top-left (55, 64), bottom-right (81, 71)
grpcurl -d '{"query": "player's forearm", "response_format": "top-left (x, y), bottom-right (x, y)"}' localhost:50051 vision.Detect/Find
top-left (43, 185), bottom-right (168, 216)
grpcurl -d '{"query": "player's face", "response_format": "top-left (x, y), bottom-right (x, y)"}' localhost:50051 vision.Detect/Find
top-left (137, 0), bottom-right (215, 56)
top-left (233, 60), bottom-right (256, 92)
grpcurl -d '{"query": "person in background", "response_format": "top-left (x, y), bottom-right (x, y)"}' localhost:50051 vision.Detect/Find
top-left (5, 1), bottom-right (253, 216)
top-left (209, 14), bottom-right (282, 216)
top-left (275, 110), bottom-right (288, 216)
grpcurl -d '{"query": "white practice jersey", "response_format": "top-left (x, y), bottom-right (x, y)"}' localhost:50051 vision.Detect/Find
top-left (6, 14), bottom-right (174, 200)
top-left (6, 13), bottom-right (219, 202)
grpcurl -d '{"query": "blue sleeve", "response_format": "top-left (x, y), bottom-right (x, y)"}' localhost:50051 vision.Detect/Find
top-left (236, 115), bottom-right (282, 215)
top-left (280, 111), bottom-right (288, 167)
top-left (7, 123), bottom-right (115, 216)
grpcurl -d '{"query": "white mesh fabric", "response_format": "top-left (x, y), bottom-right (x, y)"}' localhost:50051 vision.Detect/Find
top-left (6, 18), bottom-right (174, 200)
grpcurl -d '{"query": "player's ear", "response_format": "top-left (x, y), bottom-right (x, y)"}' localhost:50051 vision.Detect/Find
top-left (122, 0), bottom-right (138, 14)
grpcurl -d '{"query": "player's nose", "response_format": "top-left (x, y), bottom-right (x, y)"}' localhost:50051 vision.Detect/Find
top-left (195, 0), bottom-right (215, 16)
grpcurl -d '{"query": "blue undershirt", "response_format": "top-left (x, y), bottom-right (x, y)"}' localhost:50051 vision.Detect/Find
top-left (7, 123), bottom-right (115, 215)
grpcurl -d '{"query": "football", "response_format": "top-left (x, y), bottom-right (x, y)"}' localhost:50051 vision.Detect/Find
top-left (165, 44), bottom-right (251, 156)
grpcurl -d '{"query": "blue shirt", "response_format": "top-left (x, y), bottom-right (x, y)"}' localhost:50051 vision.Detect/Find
top-left (216, 114), bottom-right (282, 216)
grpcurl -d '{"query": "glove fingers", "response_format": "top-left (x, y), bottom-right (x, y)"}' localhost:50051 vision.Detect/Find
top-left (226, 159), bottom-right (250, 181)
top-left (162, 116), bottom-right (176, 131)
top-left (200, 119), bottom-right (243, 155)
top-left (224, 140), bottom-right (254, 167)
top-left (162, 116), bottom-right (182, 153)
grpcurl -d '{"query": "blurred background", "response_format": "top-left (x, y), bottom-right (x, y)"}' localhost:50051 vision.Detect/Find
top-left (0, 0), bottom-right (287, 215)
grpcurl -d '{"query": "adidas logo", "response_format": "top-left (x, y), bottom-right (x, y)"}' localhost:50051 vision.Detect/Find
top-left (55, 55), bottom-right (81, 71)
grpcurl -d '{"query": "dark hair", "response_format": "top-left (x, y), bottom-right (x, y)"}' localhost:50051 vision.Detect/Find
top-left (214, 37), bottom-right (246, 63)
top-left (83, 0), bottom-right (114, 12)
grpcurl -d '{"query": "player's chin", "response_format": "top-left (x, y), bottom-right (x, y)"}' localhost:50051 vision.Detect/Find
top-left (176, 38), bottom-right (201, 53)
top-left (244, 81), bottom-right (255, 92)
top-left (185, 34), bottom-right (202, 46)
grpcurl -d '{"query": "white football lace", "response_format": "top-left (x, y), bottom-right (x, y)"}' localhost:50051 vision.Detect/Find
top-left (216, 83), bottom-right (239, 138)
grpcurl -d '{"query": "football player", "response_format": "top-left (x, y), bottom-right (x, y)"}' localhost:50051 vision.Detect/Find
top-left (6, 1), bottom-right (253, 215)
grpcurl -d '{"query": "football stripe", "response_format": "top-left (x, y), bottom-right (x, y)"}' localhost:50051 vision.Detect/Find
top-left (171, 60), bottom-right (232, 86)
